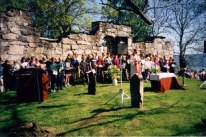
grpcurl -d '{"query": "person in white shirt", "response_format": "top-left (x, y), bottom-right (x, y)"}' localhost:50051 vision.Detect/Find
top-left (144, 57), bottom-right (152, 80)
top-left (20, 57), bottom-right (29, 68)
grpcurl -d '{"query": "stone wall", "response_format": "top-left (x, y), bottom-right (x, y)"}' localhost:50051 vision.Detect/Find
top-left (0, 8), bottom-right (173, 61)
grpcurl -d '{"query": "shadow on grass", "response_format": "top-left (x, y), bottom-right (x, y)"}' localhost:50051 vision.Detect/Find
top-left (0, 92), bottom-right (25, 135)
top-left (56, 107), bottom-right (136, 136)
top-left (73, 93), bottom-right (92, 96)
top-left (144, 87), bottom-right (161, 93)
top-left (172, 119), bottom-right (206, 136)
top-left (144, 87), bottom-right (152, 92)
top-left (37, 104), bottom-right (71, 109)
top-left (193, 123), bottom-right (206, 136)
top-left (56, 101), bottom-right (183, 136)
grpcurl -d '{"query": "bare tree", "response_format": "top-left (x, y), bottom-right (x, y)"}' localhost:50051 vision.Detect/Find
top-left (164, 0), bottom-right (206, 66)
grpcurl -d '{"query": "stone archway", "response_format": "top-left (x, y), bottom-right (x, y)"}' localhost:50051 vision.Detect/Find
top-left (102, 36), bottom-right (115, 54)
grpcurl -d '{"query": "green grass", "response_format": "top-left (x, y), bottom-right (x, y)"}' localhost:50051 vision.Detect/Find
top-left (0, 78), bottom-right (206, 136)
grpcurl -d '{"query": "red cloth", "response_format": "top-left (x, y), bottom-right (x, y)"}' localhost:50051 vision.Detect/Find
top-left (151, 77), bottom-right (182, 92)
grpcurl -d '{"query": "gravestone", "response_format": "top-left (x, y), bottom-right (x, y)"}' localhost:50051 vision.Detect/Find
top-left (87, 71), bottom-right (96, 95)
top-left (130, 74), bottom-right (144, 108)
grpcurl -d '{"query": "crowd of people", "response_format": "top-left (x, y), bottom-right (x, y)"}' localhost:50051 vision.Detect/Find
top-left (0, 50), bottom-right (205, 93)
top-left (185, 69), bottom-right (206, 81)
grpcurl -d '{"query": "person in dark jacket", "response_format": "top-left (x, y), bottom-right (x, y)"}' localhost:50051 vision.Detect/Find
top-left (0, 58), bottom-right (4, 92)
top-left (3, 60), bottom-right (12, 92)
top-left (56, 58), bottom-right (66, 90)
top-left (80, 55), bottom-right (90, 84)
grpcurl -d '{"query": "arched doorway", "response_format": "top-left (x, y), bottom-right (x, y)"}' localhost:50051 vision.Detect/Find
top-left (102, 36), bottom-right (115, 54)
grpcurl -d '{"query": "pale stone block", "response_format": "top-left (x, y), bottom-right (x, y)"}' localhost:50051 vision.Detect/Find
top-left (35, 47), bottom-right (44, 54)
top-left (9, 41), bottom-right (28, 46)
top-left (7, 22), bottom-right (16, 28)
top-left (18, 35), bottom-right (39, 43)
top-left (20, 29), bottom-right (33, 35)
top-left (0, 41), bottom-right (9, 47)
top-left (3, 33), bottom-right (17, 40)
top-left (77, 41), bottom-right (91, 45)
top-left (8, 45), bottom-right (24, 55)
top-left (87, 36), bottom-right (96, 43)
top-left (56, 47), bottom-right (62, 55)
top-left (62, 38), bottom-right (76, 44)
top-left (85, 50), bottom-right (92, 54)
top-left (78, 34), bottom-right (88, 41)
top-left (51, 43), bottom-right (58, 48)
top-left (29, 43), bottom-right (37, 48)
top-left (71, 45), bottom-right (79, 50)
top-left (1, 54), bottom-right (22, 61)
top-left (117, 31), bottom-right (129, 37)
top-left (68, 34), bottom-right (80, 40)
top-left (0, 27), bottom-right (8, 33)
top-left (62, 44), bottom-right (71, 50)
top-left (10, 27), bottom-right (21, 35)
top-left (24, 47), bottom-right (35, 54)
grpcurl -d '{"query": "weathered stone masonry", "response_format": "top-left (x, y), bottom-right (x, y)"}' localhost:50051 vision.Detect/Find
top-left (0, 8), bottom-right (173, 61)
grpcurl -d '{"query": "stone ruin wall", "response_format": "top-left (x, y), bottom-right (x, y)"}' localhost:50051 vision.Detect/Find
top-left (0, 8), bottom-right (173, 62)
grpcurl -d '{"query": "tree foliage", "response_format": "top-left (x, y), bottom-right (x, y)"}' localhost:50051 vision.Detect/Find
top-left (0, 0), bottom-right (29, 11)
top-left (0, 0), bottom-right (97, 38)
top-left (30, 0), bottom-right (96, 38)
top-left (100, 0), bottom-right (152, 41)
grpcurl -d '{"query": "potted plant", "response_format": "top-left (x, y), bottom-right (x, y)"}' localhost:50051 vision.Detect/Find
top-left (105, 65), bottom-right (120, 85)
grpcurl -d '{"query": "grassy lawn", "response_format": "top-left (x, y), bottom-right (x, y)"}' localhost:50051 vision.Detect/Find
top-left (0, 78), bottom-right (206, 136)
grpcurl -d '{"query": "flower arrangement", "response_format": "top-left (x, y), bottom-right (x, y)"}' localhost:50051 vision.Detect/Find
top-left (150, 66), bottom-right (161, 74)
top-left (106, 65), bottom-right (120, 80)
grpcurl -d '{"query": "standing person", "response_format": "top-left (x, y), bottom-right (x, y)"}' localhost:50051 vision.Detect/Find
top-left (96, 56), bottom-right (104, 83)
top-left (159, 57), bottom-right (164, 72)
top-left (70, 55), bottom-right (79, 84)
top-left (140, 55), bottom-right (146, 80)
top-left (85, 54), bottom-right (92, 71)
top-left (121, 55), bottom-right (128, 80)
top-left (91, 53), bottom-right (97, 67)
top-left (11, 61), bottom-right (20, 90)
top-left (80, 55), bottom-right (90, 84)
top-left (28, 56), bottom-right (38, 68)
top-left (133, 53), bottom-right (141, 75)
top-left (56, 58), bottom-right (66, 90)
top-left (162, 56), bottom-right (168, 72)
top-left (49, 58), bottom-right (58, 92)
top-left (65, 54), bottom-right (72, 87)
top-left (169, 58), bottom-right (176, 73)
top-left (39, 57), bottom-right (47, 71)
top-left (104, 53), bottom-right (112, 70)
top-left (65, 53), bottom-right (72, 64)
top-left (112, 55), bottom-right (120, 68)
top-left (87, 65), bottom-right (96, 95)
top-left (20, 57), bottom-right (29, 68)
top-left (180, 58), bottom-right (187, 86)
top-left (126, 55), bottom-right (131, 78)
top-left (0, 58), bottom-right (4, 92)
top-left (3, 60), bottom-right (12, 92)
top-left (144, 57), bottom-right (152, 80)
top-left (130, 49), bottom-right (141, 76)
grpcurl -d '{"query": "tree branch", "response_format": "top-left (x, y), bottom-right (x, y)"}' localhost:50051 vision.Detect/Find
top-left (124, 0), bottom-right (152, 25)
